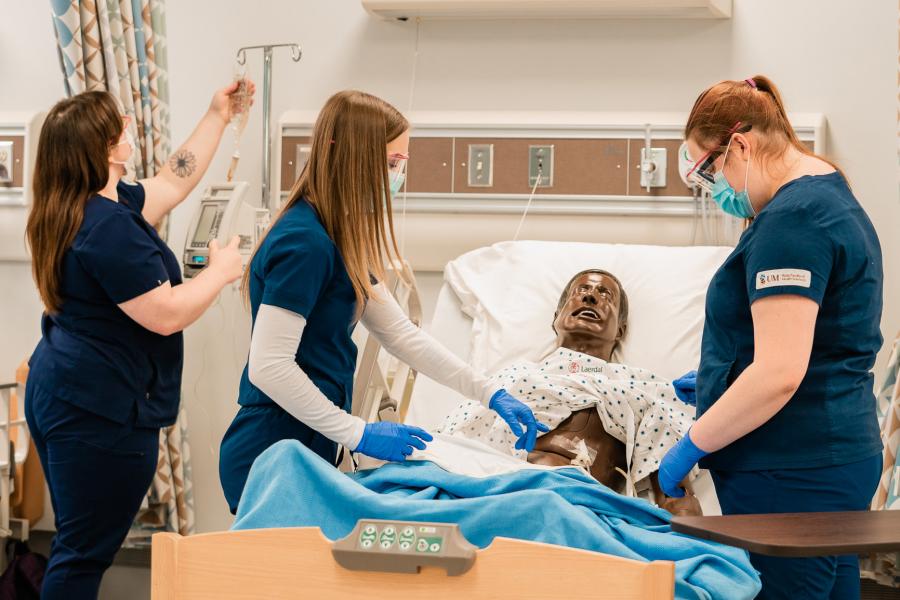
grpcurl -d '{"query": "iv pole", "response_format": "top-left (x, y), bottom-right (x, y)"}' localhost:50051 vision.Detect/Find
top-left (235, 43), bottom-right (302, 211)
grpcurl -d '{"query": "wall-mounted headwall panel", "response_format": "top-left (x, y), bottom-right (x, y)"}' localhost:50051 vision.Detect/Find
top-left (277, 111), bottom-right (825, 216)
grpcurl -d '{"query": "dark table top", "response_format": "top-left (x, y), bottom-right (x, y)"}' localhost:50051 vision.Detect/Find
top-left (670, 511), bottom-right (900, 557)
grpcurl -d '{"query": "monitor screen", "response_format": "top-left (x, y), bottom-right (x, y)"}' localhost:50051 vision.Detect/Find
top-left (192, 204), bottom-right (219, 246)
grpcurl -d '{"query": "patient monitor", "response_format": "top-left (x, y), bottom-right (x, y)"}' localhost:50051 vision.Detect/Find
top-left (182, 181), bottom-right (269, 278)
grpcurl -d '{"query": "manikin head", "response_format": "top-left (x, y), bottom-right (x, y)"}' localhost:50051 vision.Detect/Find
top-left (552, 269), bottom-right (628, 362)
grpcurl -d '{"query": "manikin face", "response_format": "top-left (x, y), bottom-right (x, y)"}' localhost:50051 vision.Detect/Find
top-left (553, 272), bottom-right (626, 349)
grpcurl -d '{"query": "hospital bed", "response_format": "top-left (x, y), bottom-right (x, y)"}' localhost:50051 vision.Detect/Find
top-left (403, 240), bottom-right (730, 513)
top-left (151, 241), bottom-right (734, 598)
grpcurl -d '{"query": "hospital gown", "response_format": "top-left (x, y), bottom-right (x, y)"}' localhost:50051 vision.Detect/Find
top-left (438, 348), bottom-right (694, 487)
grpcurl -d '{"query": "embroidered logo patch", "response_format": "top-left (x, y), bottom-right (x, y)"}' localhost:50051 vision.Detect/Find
top-left (756, 269), bottom-right (812, 290)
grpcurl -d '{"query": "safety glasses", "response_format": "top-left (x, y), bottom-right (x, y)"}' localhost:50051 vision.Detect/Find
top-left (685, 122), bottom-right (751, 192)
top-left (388, 152), bottom-right (409, 188)
top-left (388, 152), bottom-right (409, 174)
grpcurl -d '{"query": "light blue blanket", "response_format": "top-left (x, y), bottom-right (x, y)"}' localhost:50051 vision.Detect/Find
top-left (234, 440), bottom-right (760, 599)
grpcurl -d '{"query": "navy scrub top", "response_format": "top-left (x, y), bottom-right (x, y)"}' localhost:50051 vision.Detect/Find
top-left (28, 180), bottom-right (184, 428)
top-left (696, 172), bottom-right (883, 472)
top-left (237, 199), bottom-right (358, 413)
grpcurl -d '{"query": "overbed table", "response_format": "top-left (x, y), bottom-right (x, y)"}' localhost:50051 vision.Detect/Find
top-left (671, 511), bottom-right (900, 557)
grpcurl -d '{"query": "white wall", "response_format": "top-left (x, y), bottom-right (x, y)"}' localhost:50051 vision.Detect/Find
top-left (0, 1), bottom-right (63, 380)
top-left (2, 0), bottom-right (898, 544)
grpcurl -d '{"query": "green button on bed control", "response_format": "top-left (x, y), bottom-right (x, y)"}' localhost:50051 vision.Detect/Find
top-left (379, 529), bottom-right (396, 549)
top-left (359, 528), bottom-right (377, 549)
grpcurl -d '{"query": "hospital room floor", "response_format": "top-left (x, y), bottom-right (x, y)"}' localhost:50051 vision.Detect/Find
top-left (24, 530), bottom-right (900, 599)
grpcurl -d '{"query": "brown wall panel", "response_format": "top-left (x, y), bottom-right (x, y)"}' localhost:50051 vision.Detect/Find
top-left (0, 136), bottom-right (25, 188)
top-left (452, 138), bottom-right (629, 196)
top-left (406, 137), bottom-right (453, 193)
top-left (280, 136), bottom-right (311, 192)
top-left (626, 139), bottom-right (693, 197)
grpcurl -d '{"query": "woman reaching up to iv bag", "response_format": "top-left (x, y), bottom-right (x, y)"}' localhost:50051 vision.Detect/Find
top-left (24, 80), bottom-right (254, 600)
top-left (658, 76), bottom-right (883, 599)
top-left (218, 90), bottom-right (548, 513)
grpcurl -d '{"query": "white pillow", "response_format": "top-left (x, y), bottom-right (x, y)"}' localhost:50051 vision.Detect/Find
top-left (444, 241), bottom-right (733, 381)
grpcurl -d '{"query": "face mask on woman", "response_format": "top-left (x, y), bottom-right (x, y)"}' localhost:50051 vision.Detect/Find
top-left (110, 128), bottom-right (135, 166)
top-left (710, 136), bottom-right (755, 219)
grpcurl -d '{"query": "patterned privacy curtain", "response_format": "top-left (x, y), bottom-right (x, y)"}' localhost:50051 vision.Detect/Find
top-left (861, 334), bottom-right (900, 587)
top-left (49, 0), bottom-right (195, 545)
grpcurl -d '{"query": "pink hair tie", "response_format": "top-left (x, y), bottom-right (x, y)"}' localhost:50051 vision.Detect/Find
top-left (745, 78), bottom-right (757, 89)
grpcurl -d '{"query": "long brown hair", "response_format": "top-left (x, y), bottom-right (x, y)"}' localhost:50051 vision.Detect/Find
top-left (242, 90), bottom-right (408, 315)
top-left (27, 91), bottom-right (124, 313)
top-left (685, 74), bottom-right (843, 178)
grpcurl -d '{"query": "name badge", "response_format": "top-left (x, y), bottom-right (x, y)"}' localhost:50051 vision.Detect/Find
top-left (756, 268), bottom-right (812, 290)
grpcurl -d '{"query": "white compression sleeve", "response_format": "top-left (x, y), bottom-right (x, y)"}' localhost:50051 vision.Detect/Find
top-left (361, 283), bottom-right (494, 405)
top-left (248, 303), bottom-right (367, 450)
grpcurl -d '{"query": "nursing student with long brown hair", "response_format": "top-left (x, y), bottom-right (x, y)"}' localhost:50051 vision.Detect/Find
top-left (218, 90), bottom-right (548, 514)
top-left (25, 81), bottom-right (254, 599)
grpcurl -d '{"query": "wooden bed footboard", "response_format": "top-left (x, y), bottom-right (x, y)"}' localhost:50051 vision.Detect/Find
top-left (151, 527), bottom-right (674, 599)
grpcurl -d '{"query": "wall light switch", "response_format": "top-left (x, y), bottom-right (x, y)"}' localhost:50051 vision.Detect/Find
top-left (467, 144), bottom-right (493, 187)
top-left (528, 145), bottom-right (554, 188)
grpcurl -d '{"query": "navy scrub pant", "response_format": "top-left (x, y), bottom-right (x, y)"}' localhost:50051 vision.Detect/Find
top-left (711, 453), bottom-right (882, 600)
top-left (24, 385), bottom-right (159, 600)
top-left (219, 404), bottom-right (338, 514)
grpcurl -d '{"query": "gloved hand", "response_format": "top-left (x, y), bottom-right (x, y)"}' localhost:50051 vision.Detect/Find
top-left (672, 370), bottom-right (698, 405)
top-left (488, 389), bottom-right (551, 452)
top-left (354, 422), bottom-right (433, 462)
top-left (657, 429), bottom-right (709, 498)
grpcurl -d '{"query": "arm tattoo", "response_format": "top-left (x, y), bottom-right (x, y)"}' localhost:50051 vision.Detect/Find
top-left (168, 149), bottom-right (197, 178)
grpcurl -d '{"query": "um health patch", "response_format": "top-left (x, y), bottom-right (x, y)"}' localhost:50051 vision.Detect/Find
top-left (756, 268), bottom-right (812, 290)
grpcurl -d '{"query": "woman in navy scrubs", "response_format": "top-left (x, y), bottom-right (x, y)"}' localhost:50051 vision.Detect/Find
top-left (25, 82), bottom-right (253, 599)
top-left (658, 76), bottom-right (883, 599)
top-left (219, 90), bottom-right (547, 513)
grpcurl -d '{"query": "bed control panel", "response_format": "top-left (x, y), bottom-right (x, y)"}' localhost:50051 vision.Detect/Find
top-left (331, 519), bottom-right (476, 576)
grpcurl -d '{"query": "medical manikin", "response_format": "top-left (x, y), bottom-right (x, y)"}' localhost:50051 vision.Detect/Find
top-left (440, 270), bottom-right (702, 517)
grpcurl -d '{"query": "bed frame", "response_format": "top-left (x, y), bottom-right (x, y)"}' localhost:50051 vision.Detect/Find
top-left (151, 527), bottom-right (675, 599)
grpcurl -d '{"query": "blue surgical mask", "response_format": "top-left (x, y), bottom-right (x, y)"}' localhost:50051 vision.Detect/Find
top-left (389, 171), bottom-right (406, 197)
top-left (710, 138), bottom-right (756, 219)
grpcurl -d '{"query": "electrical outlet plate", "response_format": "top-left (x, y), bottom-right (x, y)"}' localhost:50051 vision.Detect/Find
top-left (467, 144), bottom-right (493, 187)
top-left (639, 147), bottom-right (667, 188)
top-left (528, 145), bottom-right (554, 188)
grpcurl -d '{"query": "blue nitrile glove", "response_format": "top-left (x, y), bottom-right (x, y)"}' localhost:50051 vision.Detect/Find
top-left (672, 370), bottom-right (698, 405)
top-left (657, 429), bottom-right (708, 498)
top-left (488, 389), bottom-right (551, 452)
top-left (355, 422), bottom-right (434, 462)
